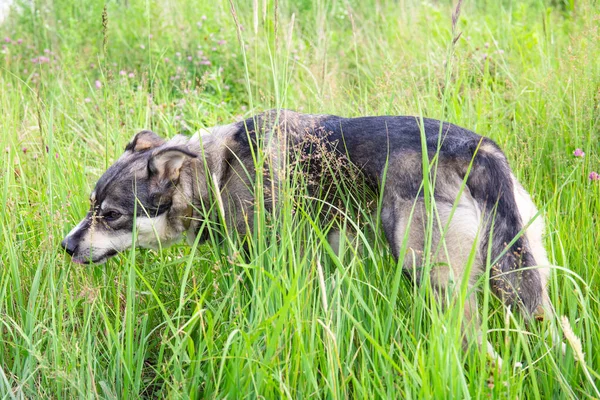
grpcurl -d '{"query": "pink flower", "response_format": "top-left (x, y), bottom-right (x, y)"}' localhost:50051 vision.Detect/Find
top-left (17, 39), bottom-right (22, 44)
top-left (95, 80), bottom-right (102, 89)
top-left (187, 56), bottom-right (192, 61)
top-left (119, 70), bottom-right (127, 76)
top-left (164, 57), bottom-right (170, 63)
top-left (148, 34), bottom-right (153, 39)
top-left (573, 148), bottom-right (585, 157)
top-left (22, 147), bottom-right (27, 154)
top-left (84, 98), bottom-right (91, 103)
top-left (4, 37), bottom-right (10, 43)
top-left (217, 40), bottom-right (226, 45)
top-left (589, 172), bottom-right (600, 181)
top-left (128, 72), bottom-right (134, 78)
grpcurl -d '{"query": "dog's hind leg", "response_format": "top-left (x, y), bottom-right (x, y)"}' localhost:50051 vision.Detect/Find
top-left (433, 196), bottom-right (527, 368)
top-left (381, 185), bottom-right (512, 367)
top-left (379, 192), bottom-right (425, 270)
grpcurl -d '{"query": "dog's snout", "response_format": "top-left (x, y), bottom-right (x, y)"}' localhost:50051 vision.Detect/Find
top-left (61, 237), bottom-right (77, 257)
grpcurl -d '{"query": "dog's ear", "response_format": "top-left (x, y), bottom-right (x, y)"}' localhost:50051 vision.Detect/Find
top-left (125, 130), bottom-right (165, 152)
top-left (148, 147), bottom-right (197, 181)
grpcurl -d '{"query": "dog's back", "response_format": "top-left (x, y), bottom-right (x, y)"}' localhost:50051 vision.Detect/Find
top-left (236, 110), bottom-right (550, 317)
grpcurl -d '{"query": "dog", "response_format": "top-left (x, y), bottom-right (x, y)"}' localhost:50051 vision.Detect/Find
top-left (61, 109), bottom-right (555, 364)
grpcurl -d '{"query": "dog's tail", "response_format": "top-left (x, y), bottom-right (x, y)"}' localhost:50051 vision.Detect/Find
top-left (466, 139), bottom-right (543, 315)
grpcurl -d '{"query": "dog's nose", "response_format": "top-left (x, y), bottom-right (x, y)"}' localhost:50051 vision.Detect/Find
top-left (61, 238), bottom-right (77, 256)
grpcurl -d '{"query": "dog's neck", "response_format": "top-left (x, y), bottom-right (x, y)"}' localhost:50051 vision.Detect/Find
top-left (178, 123), bottom-right (239, 245)
top-left (188, 123), bottom-right (239, 184)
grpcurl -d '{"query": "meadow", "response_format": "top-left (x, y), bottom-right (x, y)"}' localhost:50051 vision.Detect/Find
top-left (0, 0), bottom-right (599, 398)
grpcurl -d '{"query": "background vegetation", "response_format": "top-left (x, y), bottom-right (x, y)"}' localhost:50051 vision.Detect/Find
top-left (0, 0), bottom-right (599, 397)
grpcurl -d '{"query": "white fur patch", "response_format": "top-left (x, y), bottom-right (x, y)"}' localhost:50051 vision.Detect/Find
top-left (135, 214), bottom-right (182, 248)
top-left (392, 188), bottom-right (484, 288)
top-left (434, 193), bottom-right (483, 282)
top-left (86, 229), bottom-right (132, 253)
top-left (188, 127), bottom-right (213, 146)
top-left (189, 123), bottom-right (237, 147)
top-left (428, 187), bottom-right (484, 290)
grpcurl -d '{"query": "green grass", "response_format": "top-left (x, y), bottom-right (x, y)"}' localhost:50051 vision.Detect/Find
top-left (1, 0), bottom-right (599, 397)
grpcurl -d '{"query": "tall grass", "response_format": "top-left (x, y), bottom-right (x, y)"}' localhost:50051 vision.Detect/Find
top-left (0, 0), bottom-right (599, 397)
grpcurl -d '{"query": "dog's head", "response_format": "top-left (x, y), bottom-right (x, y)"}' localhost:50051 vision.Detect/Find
top-left (61, 130), bottom-right (200, 264)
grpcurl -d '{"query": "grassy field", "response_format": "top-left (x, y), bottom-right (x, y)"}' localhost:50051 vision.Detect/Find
top-left (1, 0), bottom-right (599, 398)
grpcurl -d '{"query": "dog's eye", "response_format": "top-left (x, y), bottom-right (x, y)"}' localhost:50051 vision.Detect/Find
top-left (103, 210), bottom-right (122, 221)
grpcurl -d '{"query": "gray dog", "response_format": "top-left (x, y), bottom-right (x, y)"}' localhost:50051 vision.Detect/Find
top-left (62, 109), bottom-right (555, 363)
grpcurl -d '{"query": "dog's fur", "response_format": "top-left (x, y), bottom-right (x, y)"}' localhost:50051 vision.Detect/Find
top-left (62, 110), bottom-right (554, 354)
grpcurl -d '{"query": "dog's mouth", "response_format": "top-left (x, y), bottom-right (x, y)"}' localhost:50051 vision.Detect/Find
top-left (70, 249), bottom-right (119, 265)
top-left (62, 231), bottom-right (125, 265)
